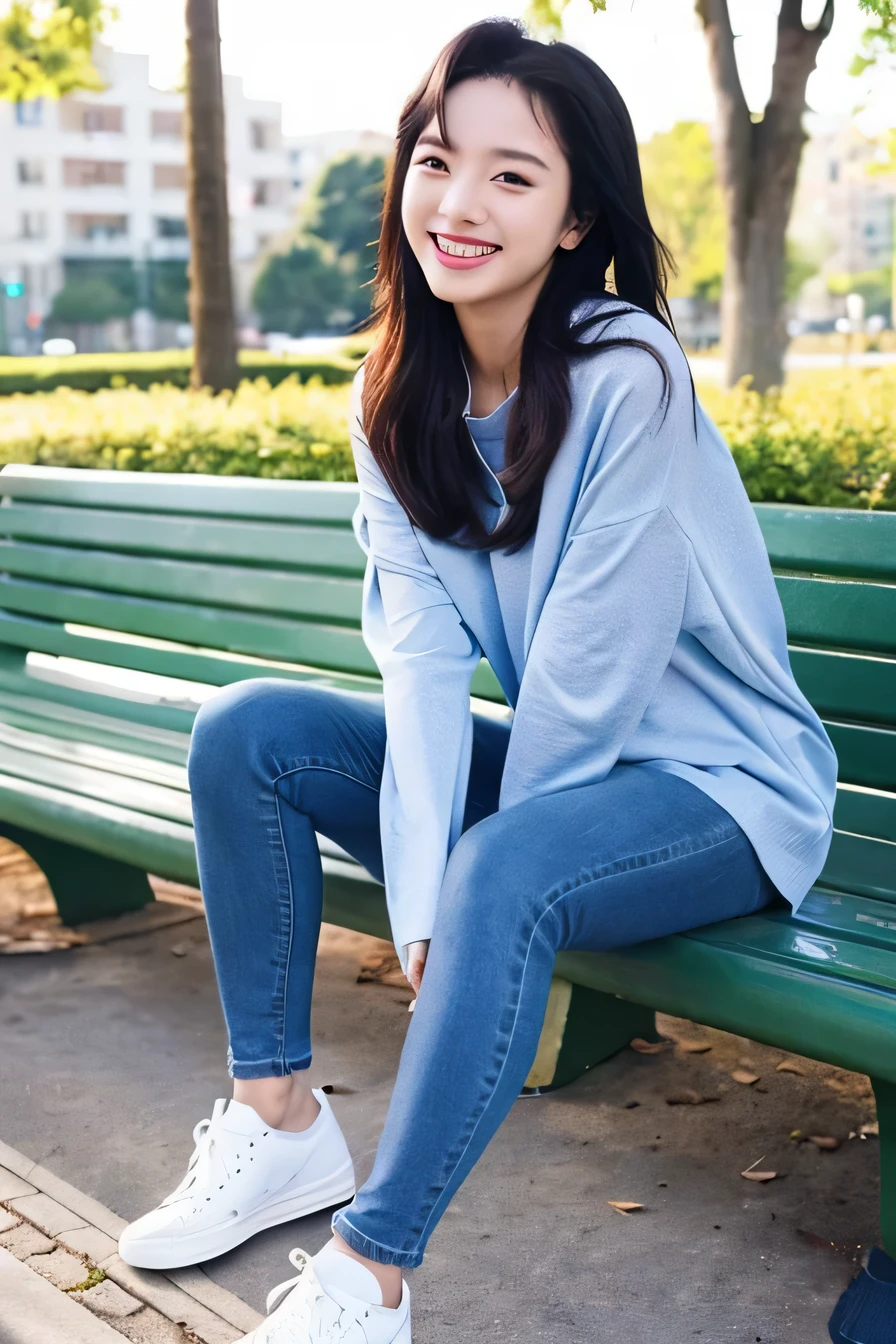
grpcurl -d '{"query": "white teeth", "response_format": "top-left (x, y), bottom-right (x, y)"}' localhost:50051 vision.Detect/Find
top-left (435, 234), bottom-right (498, 258)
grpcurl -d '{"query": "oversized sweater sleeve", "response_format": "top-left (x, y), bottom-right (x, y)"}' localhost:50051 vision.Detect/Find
top-left (348, 363), bottom-right (482, 967)
top-left (499, 333), bottom-right (693, 810)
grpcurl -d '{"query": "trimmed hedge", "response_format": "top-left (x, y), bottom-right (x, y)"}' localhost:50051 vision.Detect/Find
top-left (0, 348), bottom-right (359, 396)
top-left (0, 366), bottom-right (893, 510)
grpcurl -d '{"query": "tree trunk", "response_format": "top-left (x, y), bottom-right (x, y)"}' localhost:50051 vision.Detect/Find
top-left (696, 0), bottom-right (834, 392)
top-left (185, 0), bottom-right (239, 392)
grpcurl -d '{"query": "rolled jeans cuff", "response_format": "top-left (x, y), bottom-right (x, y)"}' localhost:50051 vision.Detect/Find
top-left (331, 1210), bottom-right (423, 1270)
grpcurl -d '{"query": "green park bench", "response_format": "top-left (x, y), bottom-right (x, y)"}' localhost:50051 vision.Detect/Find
top-left (0, 462), bottom-right (893, 1250)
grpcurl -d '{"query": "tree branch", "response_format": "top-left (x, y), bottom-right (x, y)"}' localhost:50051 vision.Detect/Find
top-left (694, 0), bottom-right (752, 206)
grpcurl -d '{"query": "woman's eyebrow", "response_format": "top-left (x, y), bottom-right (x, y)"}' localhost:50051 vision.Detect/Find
top-left (415, 133), bottom-right (549, 171)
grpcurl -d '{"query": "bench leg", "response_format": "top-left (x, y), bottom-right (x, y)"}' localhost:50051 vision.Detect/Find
top-left (523, 976), bottom-right (659, 1093)
top-left (2, 823), bottom-right (155, 926)
top-left (870, 1075), bottom-right (896, 1255)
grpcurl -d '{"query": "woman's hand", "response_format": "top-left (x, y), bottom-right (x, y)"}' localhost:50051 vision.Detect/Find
top-left (405, 940), bottom-right (430, 998)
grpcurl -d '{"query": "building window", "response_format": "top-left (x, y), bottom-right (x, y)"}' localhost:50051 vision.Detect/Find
top-left (20, 211), bottom-right (47, 239)
top-left (66, 213), bottom-right (129, 241)
top-left (252, 179), bottom-right (286, 207)
top-left (154, 216), bottom-right (188, 238)
top-left (153, 162), bottom-right (187, 190)
top-left (250, 119), bottom-right (280, 152)
top-left (17, 159), bottom-right (44, 185)
top-left (15, 99), bottom-right (43, 127)
top-left (63, 158), bottom-right (126, 187)
top-left (84, 105), bottom-right (124, 133)
top-left (151, 110), bottom-right (184, 139)
top-left (828, 160), bottom-right (840, 183)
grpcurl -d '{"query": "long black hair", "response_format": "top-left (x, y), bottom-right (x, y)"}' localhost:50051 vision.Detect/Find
top-left (355, 16), bottom-right (687, 555)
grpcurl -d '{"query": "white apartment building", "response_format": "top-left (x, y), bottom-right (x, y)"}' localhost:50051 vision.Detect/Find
top-left (0, 42), bottom-right (292, 352)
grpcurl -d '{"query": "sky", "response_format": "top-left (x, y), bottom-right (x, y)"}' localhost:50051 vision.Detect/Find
top-left (97, 0), bottom-right (895, 143)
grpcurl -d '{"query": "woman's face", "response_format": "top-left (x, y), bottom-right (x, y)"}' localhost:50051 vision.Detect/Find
top-left (402, 76), bottom-right (590, 308)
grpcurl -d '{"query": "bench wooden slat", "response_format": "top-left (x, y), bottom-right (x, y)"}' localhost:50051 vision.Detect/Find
top-left (755, 503), bottom-right (896, 581)
top-left (0, 503), bottom-right (365, 574)
top-left (0, 465), bottom-right (360, 522)
top-left (776, 574), bottom-right (896, 655)
top-left (0, 740), bottom-right (193, 824)
top-left (818, 829), bottom-right (896, 903)
top-left (0, 540), bottom-right (364, 623)
top-left (833, 785), bottom-right (896, 843)
top-left (0, 575), bottom-right (376, 675)
top-left (556, 907), bottom-right (896, 1086)
top-left (0, 719), bottom-right (187, 789)
top-left (788, 646), bottom-right (896, 727)
top-left (825, 720), bottom-right (896, 792)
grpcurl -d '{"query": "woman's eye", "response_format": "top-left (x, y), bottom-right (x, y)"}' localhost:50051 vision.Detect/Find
top-left (414, 157), bottom-right (530, 187)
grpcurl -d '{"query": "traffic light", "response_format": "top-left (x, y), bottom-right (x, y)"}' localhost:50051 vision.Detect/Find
top-left (4, 282), bottom-right (24, 299)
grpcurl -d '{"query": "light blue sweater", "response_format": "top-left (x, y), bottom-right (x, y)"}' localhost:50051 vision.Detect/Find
top-left (349, 299), bottom-right (839, 965)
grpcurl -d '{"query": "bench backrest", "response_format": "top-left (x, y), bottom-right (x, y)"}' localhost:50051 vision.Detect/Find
top-left (0, 464), bottom-right (893, 906)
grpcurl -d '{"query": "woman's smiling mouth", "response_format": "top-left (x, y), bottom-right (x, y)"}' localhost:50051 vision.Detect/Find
top-left (429, 232), bottom-right (502, 269)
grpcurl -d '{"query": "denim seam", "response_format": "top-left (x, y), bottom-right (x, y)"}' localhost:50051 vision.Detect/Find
top-left (409, 825), bottom-right (746, 1254)
top-left (273, 790), bottom-right (297, 1076)
top-left (267, 759), bottom-right (380, 1073)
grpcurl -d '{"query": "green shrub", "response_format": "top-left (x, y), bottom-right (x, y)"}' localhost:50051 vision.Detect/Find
top-left (0, 348), bottom-right (359, 396)
top-left (0, 364), bottom-right (892, 510)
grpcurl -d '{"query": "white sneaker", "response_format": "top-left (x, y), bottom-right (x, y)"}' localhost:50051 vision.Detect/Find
top-left (118, 1090), bottom-right (355, 1269)
top-left (236, 1247), bottom-right (412, 1343)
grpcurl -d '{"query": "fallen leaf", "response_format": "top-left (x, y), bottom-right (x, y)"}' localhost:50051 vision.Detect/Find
top-left (630, 1038), bottom-right (666, 1054)
top-left (859, 1121), bottom-right (879, 1138)
top-left (776, 1060), bottom-right (806, 1075)
top-left (731, 1070), bottom-right (760, 1085)
top-left (741, 1169), bottom-right (778, 1182)
top-left (676, 1039), bottom-right (712, 1053)
top-left (608, 1201), bottom-right (644, 1215)
top-left (790, 1129), bottom-right (806, 1142)
top-left (808, 1135), bottom-right (841, 1151)
top-left (665, 1089), bottom-right (719, 1106)
top-left (170, 942), bottom-right (189, 957)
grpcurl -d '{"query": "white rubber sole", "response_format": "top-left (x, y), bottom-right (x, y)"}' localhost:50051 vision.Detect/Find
top-left (118, 1160), bottom-right (356, 1270)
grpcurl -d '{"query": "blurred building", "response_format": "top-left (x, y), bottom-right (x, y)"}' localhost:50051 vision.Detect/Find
top-left (284, 129), bottom-right (394, 211)
top-left (789, 120), bottom-right (895, 326)
top-left (0, 43), bottom-right (291, 353)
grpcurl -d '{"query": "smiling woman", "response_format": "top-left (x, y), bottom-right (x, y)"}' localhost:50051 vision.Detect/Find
top-left (117, 17), bottom-right (839, 1344)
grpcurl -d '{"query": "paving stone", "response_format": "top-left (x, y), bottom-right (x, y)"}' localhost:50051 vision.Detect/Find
top-left (72, 1275), bottom-right (143, 1318)
top-left (0, 1166), bottom-right (38, 1199)
top-left (114, 1306), bottom-right (194, 1344)
top-left (0, 1245), bottom-right (125, 1343)
top-left (0, 1208), bottom-right (21, 1233)
top-left (59, 1222), bottom-right (121, 1264)
top-left (26, 1243), bottom-right (91, 1289)
top-left (10, 1189), bottom-right (89, 1235)
top-left (0, 1219), bottom-right (56, 1258)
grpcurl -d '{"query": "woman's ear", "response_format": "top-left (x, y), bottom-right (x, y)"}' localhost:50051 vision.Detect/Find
top-left (559, 212), bottom-right (597, 251)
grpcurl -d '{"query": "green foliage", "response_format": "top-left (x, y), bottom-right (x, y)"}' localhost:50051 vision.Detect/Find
top-left (639, 122), bottom-right (725, 300)
top-left (50, 277), bottom-right (133, 324)
top-left (252, 236), bottom-right (352, 336)
top-left (148, 260), bottom-right (189, 323)
top-left (300, 154), bottom-right (385, 260)
top-left (0, 348), bottom-right (358, 396)
top-left (0, 1), bottom-right (111, 101)
top-left (0, 376), bottom-right (359, 480)
top-left (852, 0), bottom-right (896, 75)
top-left (0, 366), bottom-right (892, 512)
top-left (699, 367), bottom-right (895, 511)
top-left (784, 237), bottom-right (823, 303)
top-left (826, 266), bottom-right (893, 319)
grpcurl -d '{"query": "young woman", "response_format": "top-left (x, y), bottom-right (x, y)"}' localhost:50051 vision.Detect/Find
top-left (118, 18), bottom-right (838, 1343)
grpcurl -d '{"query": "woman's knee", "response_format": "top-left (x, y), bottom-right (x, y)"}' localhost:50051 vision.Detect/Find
top-left (187, 678), bottom-right (324, 791)
top-left (437, 813), bottom-right (539, 947)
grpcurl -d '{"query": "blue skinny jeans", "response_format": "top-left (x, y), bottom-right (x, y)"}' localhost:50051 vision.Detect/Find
top-left (187, 678), bottom-right (779, 1269)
